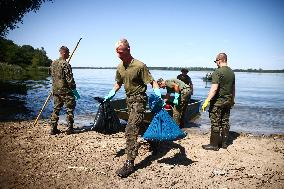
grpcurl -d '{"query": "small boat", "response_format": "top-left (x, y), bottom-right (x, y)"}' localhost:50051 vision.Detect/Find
top-left (202, 73), bottom-right (212, 82)
top-left (111, 97), bottom-right (202, 125)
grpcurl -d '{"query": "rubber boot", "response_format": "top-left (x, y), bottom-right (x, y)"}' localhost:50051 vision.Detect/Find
top-left (116, 160), bottom-right (135, 178)
top-left (149, 141), bottom-right (159, 155)
top-left (66, 122), bottom-right (74, 135)
top-left (179, 118), bottom-right (185, 128)
top-left (221, 129), bottom-right (229, 149)
top-left (202, 132), bottom-right (220, 151)
top-left (50, 123), bottom-right (60, 135)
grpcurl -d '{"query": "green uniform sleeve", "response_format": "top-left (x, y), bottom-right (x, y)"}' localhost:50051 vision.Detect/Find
top-left (115, 69), bottom-right (123, 83)
top-left (140, 64), bottom-right (154, 84)
top-left (211, 71), bottom-right (220, 84)
top-left (63, 63), bottom-right (76, 89)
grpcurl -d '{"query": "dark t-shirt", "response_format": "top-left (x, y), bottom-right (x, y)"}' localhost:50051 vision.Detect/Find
top-left (177, 74), bottom-right (192, 86)
top-left (211, 66), bottom-right (235, 107)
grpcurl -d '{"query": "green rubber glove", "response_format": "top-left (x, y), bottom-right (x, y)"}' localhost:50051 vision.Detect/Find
top-left (173, 92), bottom-right (180, 106)
top-left (153, 88), bottom-right (162, 98)
top-left (72, 89), bottom-right (80, 100)
top-left (104, 89), bottom-right (116, 102)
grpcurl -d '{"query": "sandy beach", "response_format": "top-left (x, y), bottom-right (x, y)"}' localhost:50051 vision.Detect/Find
top-left (0, 121), bottom-right (283, 189)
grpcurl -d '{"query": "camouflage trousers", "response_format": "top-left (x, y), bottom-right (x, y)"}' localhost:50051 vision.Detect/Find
top-left (209, 105), bottom-right (231, 134)
top-left (173, 88), bottom-right (191, 127)
top-left (50, 93), bottom-right (76, 125)
top-left (125, 94), bottom-right (147, 161)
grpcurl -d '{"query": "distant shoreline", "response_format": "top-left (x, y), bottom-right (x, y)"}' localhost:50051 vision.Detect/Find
top-left (72, 67), bottom-right (284, 73)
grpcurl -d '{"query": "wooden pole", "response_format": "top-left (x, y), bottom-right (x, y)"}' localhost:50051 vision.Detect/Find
top-left (33, 92), bottom-right (52, 126)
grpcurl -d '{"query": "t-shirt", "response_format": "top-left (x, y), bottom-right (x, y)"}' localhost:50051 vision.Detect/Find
top-left (165, 79), bottom-right (190, 94)
top-left (115, 59), bottom-right (154, 96)
top-left (177, 74), bottom-right (192, 86)
top-left (211, 66), bottom-right (235, 106)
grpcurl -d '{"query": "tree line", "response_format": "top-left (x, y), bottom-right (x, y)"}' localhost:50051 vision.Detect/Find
top-left (72, 66), bottom-right (284, 73)
top-left (0, 38), bottom-right (52, 68)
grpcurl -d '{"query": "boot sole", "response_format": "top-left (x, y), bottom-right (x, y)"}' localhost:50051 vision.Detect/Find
top-left (50, 130), bottom-right (61, 135)
top-left (202, 146), bottom-right (219, 151)
top-left (116, 170), bottom-right (134, 178)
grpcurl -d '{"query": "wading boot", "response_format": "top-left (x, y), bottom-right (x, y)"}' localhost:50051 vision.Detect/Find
top-left (116, 160), bottom-right (135, 178)
top-left (50, 123), bottom-right (60, 135)
top-left (202, 132), bottom-right (220, 151)
top-left (221, 129), bottom-right (229, 149)
top-left (66, 123), bottom-right (74, 135)
top-left (149, 141), bottom-right (159, 155)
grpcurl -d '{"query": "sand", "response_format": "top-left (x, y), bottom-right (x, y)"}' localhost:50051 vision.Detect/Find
top-left (0, 121), bottom-right (283, 189)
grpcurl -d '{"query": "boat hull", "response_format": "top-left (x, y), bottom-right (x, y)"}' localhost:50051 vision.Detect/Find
top-left (111, 97), bottom-right (202, 124)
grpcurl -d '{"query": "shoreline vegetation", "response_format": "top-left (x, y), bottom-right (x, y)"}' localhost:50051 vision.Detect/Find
top-left (72, 66), bottom-right (284, 73)
top-left (0, 62), bottom-right (49, 80)
top-left (0, 38), bottom-right (51, 81)
top-left (1, 63), bottom-right (283, 81)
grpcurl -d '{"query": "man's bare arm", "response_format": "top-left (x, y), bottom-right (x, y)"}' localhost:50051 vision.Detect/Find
top-left (206, 84), bottom-right (218, 101)
top-left (173, 83), bottom-right (180, 93)
top-left (113, 82), bottom-right (122, 92)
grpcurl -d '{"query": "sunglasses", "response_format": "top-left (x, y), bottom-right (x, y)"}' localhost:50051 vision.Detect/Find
top-left (214, 59), bottom-right (221, 63)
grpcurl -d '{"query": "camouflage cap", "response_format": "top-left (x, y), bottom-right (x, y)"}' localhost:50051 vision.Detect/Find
top-left (59, 46), bottom-right (69, 52)
top-left (157, 78), bottom-right (164, 85)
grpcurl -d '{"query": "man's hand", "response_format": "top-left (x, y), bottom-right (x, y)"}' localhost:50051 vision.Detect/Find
top-left (104, 89), bottom-right (116, 102)
top-left (173, 92), bottom-right (180, 106)
top-left (202, 99), bottom-right (210, 112)
top-left (153, 88), bottom-right (162, 98)
top-left (173, 98), bottom-right (179, 106)
top-left (72, 89), bottom-right (80, 100)
top-left (162, 100), bottom-right (167, 107)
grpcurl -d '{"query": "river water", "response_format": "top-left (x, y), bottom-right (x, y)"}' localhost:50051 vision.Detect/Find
top-left (1, 69), bottom-right (284, 135)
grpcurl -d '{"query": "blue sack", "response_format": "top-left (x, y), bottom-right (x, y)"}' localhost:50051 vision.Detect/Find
top-left (148, 93), bottom-right (163, 113)
top-left (143, 94), bottom-right (186, 141)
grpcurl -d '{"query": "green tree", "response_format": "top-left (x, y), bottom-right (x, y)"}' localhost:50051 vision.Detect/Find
top-left (0, 0), bottom-right (53, 37)
top-left (20, 45), bottom-right (35, 65)
top-left (0, 38), bottom-right (20, 65)
top-left (31, 52), bottom-right (41, 67)
top-left (31, 47), bottom-right (51, 67)
top-left (0, 38), bottom-right (51, 67)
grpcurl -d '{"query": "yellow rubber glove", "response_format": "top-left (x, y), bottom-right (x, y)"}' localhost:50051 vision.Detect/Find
top-left (202, 99), bottom-right (210, 112)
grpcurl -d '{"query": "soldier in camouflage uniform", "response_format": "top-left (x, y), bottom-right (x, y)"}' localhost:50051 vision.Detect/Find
top-left (49, 46), bottom-right (77, 135)
top-left (104, 39), bottom-right (162, 178)
top-left (201, 53), bottom-right (235, 151)
top-left (157, 78), bottom-right (192, 128)
top-left (177, 68), bottom-right (193, 95)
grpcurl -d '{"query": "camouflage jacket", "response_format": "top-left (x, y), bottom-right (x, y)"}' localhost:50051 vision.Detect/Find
top-left (50, 57), bottom-right (76, 94)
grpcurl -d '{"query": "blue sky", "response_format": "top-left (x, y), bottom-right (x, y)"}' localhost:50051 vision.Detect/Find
top-left (7, 0), bottom-right (284, 69)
